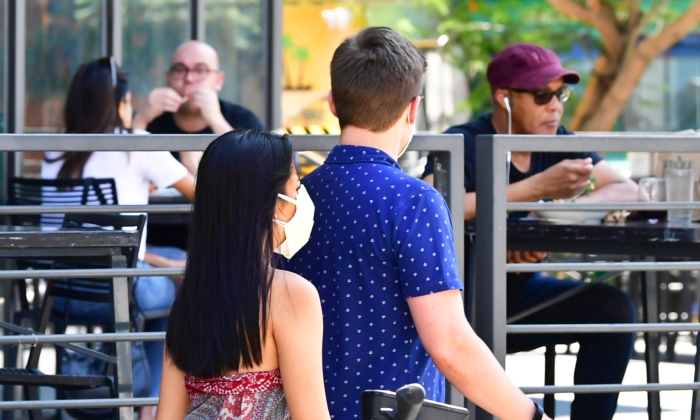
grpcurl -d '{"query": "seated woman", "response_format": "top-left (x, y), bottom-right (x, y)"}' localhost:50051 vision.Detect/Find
top-left (41, 56), bottom-right (195, 420)
top-left (157, 131), bottom-right (329, 420)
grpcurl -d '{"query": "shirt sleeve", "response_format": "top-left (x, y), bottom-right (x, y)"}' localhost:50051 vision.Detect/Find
top-left (134, 151), bottom-right (189, 189)
top-left (392, 190), bottom-right (463, 299)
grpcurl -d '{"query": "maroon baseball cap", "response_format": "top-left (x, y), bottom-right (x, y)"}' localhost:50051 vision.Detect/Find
top-left (486, 43), bottom-right (580, 93)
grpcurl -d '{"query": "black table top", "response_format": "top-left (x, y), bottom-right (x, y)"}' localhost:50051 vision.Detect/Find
top-left (467, 220), bottom-right (700, 258)
top-left (0, 225), bottom-right (140, 250)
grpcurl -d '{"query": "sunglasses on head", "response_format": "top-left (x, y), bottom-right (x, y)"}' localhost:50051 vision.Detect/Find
top-left (508, 86), bottom-right (572, 106)
top-left (96, 56), bottom-right (117, 87)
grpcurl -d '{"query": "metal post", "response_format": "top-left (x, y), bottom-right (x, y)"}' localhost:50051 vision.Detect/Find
top-left (2, 4), bottom-right (24, 417)
top-left (474, 134), bottom-right (507, 420)
top-left (435, 147), bottom-right (465, 408)
top-left (102, 0), bottom-right (122, 65)
top-left (642, 257), bottom-right (661, 420)
top-left (109, 254), bottom-right (133, 420)
top-left (189, 0), bottom-right (205, 41)
top-left (4, 0), bottom-right (25, 177)
top-left (264, 0), bottom-right (282, 130)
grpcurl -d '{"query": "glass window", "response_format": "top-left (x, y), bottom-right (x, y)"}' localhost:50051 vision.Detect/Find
top-left (122, 0), bottom-right (189, 111)
top-left (25, 0), bottom-right (102, 132)
top-left (206, 0), bottom-right (266, 127)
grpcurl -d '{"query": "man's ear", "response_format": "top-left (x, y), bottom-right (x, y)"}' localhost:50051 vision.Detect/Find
top-left (493, 89), bottom-right (510, 110)
top-left (408, 95), bottom-right (421, 125)
top-left (214, 71), bottom-right (226, 92)
top-left (328, 90), bottom-right (338, 117)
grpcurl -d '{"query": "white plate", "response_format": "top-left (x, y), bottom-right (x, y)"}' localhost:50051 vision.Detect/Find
top-left (535, 210), bottom-right (610, 224)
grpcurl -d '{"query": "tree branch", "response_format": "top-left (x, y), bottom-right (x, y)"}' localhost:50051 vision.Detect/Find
top-left (548, 0), bottom-right (623, 56)
top-left (635, 0), bottom-right (700, 63)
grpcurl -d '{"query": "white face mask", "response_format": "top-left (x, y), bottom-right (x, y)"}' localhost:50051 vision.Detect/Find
top-left (398, 109), bottom-right (416, 158)
top-left (273, 185), bottom-right (315, 259)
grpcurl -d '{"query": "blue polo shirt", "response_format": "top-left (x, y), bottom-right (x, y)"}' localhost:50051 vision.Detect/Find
top-left (285, 145), bottom-right (463, 419)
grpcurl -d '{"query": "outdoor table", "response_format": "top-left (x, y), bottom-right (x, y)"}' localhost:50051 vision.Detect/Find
top-left (0, 225), bottom-right (141, 420)
top-left (467, 219), bottom-right (700, 419)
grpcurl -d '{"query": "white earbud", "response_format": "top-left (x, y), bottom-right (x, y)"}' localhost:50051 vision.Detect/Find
top-left (503, 97), bottom-right (512, 184)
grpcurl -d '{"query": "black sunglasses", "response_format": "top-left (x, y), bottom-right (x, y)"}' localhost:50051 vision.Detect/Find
top-left (96, 56), bottom-right (117, 87)
top-left (508, 86), bottom-right (572, 106)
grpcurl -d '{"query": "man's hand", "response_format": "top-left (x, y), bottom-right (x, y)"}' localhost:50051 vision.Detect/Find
top-left (132, 87), bottom-right (183, 129)
top-left (187, 88), bottom-right (232, 133)
top-left (533, 158), bottom-right (594, 199)
top-left (507, 251), bottom-right (546, 264)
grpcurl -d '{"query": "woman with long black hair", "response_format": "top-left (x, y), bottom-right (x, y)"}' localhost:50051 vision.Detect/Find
top-left (41, 57), bottom-right (195, 420)
top-left (157, 131), bottom-right (329, 419)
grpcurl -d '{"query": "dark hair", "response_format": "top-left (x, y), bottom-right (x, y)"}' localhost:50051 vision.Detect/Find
top-left (330, 26), bottom-right (426, 132)
top-left (166, 130), bottom-right (293, 377)
top-left (46, 57), bottom-right (129, 178)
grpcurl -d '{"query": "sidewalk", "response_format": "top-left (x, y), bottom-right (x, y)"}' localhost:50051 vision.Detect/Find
top-left (507, 338), bottom-right (696, 419)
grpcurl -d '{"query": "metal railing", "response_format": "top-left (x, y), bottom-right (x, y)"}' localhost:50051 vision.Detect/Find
top-left (475, 134), bottom-right (700, 420)
top-left (0, 133), bottom-right (465, 416)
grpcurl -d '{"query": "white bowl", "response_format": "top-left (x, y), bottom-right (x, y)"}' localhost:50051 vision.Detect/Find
top-left (535, 210), bottom-right (610, 224)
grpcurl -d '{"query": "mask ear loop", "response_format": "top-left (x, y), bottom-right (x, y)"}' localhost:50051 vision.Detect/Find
top-left (274, 194), bottom-right (298, 227)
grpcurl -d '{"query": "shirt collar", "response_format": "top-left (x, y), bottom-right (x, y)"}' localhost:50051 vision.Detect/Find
top-left (325, 145), bottom-right (402, 170)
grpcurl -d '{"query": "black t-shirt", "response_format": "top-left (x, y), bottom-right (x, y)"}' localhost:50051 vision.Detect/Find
top-left (423, 113), bottom-right (603, 285)
top-left (146, 98), bottom-right (265, 160)
top-left (423, 112), bottom-right (602, 192)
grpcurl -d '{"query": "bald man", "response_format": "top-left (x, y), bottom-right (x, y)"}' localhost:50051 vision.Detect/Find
top-left (133, 41), bottom-right (264, 174)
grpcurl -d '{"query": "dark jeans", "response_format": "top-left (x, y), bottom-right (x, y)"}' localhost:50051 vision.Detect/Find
top-left (507, 272), bottom-right (636, 420)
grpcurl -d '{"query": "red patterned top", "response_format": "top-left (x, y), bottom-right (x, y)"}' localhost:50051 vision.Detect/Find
top-left (184, 369), bottom-right (289, 419)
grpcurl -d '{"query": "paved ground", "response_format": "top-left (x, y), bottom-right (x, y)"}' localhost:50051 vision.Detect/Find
top-left (508, 338), bottom-right (696, 419)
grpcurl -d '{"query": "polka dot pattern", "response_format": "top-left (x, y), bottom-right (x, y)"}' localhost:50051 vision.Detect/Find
top-left (285, 145), bottom-right (463, 419)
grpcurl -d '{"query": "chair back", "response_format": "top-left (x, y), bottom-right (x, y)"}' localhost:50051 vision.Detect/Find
top-left (7, 177), bottom-right (118, 227)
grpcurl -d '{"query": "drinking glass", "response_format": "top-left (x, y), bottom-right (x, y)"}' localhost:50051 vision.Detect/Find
top-left (665, 168), bottom-right (694, 224)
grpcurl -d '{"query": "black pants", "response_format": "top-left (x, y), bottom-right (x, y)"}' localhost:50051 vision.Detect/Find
top-left (507, 273), bottom-right (636, 420)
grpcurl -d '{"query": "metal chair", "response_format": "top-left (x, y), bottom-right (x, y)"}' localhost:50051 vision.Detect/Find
top-left (0, 213), bottom-right (145, 420)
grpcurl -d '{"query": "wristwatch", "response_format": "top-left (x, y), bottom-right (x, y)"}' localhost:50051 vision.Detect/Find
top-left (532, 402), bottom-right (544, 420)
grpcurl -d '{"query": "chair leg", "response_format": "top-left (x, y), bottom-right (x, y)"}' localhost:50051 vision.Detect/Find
top-left (544, 345), bottom-right (556, 418)
top-left (641, 264), bottom-right (662, 420)
top-left (23, 386), bottom-right (43, 420)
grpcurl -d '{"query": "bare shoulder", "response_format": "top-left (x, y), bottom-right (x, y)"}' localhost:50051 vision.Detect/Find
top-left (271, 269), bottom-right (320, 310)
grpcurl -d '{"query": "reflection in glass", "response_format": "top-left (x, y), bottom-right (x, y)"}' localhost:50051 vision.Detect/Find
top-left (122, 0), bottom-right (189, 111)
top-left (206, 0), bottom-right (265, 127)
top-left (25, 0), bottom-right (101, 131)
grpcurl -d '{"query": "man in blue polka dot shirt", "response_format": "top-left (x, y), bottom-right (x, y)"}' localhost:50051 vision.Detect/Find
top-left (284, 27), bottom-right (550, 420)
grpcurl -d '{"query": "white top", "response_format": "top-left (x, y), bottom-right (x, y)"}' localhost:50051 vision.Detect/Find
top-left (41, 129), bottom-right (189, 260)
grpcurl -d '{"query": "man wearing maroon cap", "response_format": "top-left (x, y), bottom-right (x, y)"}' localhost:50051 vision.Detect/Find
top-left (424, 44), bottom-right (642, 420)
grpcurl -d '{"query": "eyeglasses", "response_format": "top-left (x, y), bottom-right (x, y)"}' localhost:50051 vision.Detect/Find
top-left (508, 86), bottom-right (572, 105)
top-left (97, 56), bottom-right (117, 87)
top-left (168, 63), bottom-right (219, 81)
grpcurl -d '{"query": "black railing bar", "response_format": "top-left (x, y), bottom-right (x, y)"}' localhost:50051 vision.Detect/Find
top-left (0, 332), bottom-right (164, 345)
top-left (0, 321), bottom-right (116, 363)
top-left (508, 323), bottom-right (700, 333)
top-left (521, 382), bottom-right (700, 394)
top-left (507, 201), bottom-right (700, 211)
top-left (0, 204), bottom-right (191, 214)
top-left (507, 261), bottom-right (700, 273)
top-left (0, 397), bottom-right (158, 410)
top-left (0, 267), bottom-right (183, 280)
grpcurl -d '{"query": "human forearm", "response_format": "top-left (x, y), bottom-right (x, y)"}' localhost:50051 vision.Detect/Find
top-left (131, 111), bottom-right (152, 131)
top-left (207, 114), bottom-right (233, 134)
top-left (576, 179), bottom-right (642, 203)
top-left (179, 151), bottom-right (203, 175)
top-left (464, 176), bottom-right (545, 220)
top-left (431, 327), bottom-right (536, 420)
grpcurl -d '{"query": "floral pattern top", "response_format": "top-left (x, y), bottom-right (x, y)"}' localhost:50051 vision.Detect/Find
top-left (184, 369), bottom-right (289, 420)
